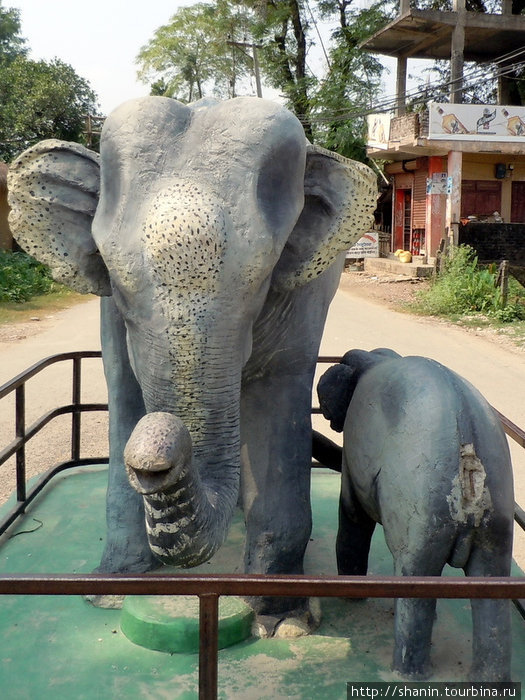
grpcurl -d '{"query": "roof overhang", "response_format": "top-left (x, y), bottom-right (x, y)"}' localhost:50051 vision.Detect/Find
top-left (368, 138), bottom-right (525, 162)
top-left (360, 9), bottom-right (525, 62)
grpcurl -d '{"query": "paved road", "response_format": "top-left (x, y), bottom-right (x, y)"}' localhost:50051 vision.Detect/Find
top-left (0, 298), bottom-right (106, 504)
top-left (1, 287), bottom-right (524, 564)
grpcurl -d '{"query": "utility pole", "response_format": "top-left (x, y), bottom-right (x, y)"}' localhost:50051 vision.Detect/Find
top-left (227, 41), bottom-right (263, 98)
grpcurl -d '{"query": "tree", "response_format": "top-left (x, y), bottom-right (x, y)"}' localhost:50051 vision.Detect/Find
top-left (136, 1), bottom-right (256, 102)
top-left (135, 0), bottom-right (390, 160)
top-left (0, 2), bottom-right (100, 161)
top-left (311, 0), bottom-right (390, 158)
top-left (0, 1), bottom-right (25, 64)
top-left (244, 0), bottom-right (314, 139)
top-left (0, 57), bottom-right (99, 161)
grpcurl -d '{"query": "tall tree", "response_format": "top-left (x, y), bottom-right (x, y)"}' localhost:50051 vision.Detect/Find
top-left (0, 57), bottom-right (99, 161)
top-left (0, 1), bottom-right (25, 64)
top-left (136, 1), bottom-right (256, 102)
top-left (312, 0), bottom-right (389, 158)
top-left (249, 0), bottom-right (315, 139)
top-left (0, 2), bottom-right (100, 161)
top-left (135, 0), bottom-right (390, 159)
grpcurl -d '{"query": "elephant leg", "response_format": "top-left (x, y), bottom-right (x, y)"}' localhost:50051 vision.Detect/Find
top-left (240, 262), bottom-right (343, 636)
top-left (393, 596), bottom-right (436, 680)
top-left (336, 465), bottom-right (376, 576)
top-left (391, 540), bottom-right (450, 679)
top-left (241, 370), bottom-right (315, 635)
top-left (94, 297), bottom-right (156, 578)
top-left (465, 542), bottom-right (512, 682)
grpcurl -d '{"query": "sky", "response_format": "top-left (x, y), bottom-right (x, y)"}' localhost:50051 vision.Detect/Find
top-left (8, 0), bottom-right (405, 117)
top-left (9, 0), bottom-right (198, 114)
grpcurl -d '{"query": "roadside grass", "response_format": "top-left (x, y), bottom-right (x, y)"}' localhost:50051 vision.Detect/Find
top-left (0, 250), bottom-right (91, 325)
top-left (0, 287), bottom-right (92, 325)
top-left (405, 245), bottom-right (525, 348)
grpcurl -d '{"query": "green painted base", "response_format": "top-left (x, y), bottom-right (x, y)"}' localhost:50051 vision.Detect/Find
top-left (120, 595), bottom-right (254, 653)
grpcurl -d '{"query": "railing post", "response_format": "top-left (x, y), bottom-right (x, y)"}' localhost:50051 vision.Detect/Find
top-left (199, 593), bottom-right (219, 700)
top-left (71, 357), bottom-right (82, 462)
top-left (15, 384), bottom-right (26, 503)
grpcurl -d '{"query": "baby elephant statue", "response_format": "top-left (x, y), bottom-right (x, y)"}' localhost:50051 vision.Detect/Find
top-left (317, 348), bottom-right (514, 681)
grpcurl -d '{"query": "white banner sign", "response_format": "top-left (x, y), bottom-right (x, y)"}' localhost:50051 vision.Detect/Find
top-left (429, 102), bottom-right (525, 141)
top-left (367, 114), bottom-right (391, 149)
top-left (347, 231), bottom-right (379, 258)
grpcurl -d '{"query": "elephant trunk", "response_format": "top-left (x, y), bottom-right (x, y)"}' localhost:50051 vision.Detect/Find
top-left (123, 310), bottom-right (245, 567)
top-left (124, 411), bottom-right (239, 567)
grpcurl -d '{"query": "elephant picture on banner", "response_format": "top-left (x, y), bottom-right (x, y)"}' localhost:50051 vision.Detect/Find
top-left (8, 96), bottom-right (377, 636)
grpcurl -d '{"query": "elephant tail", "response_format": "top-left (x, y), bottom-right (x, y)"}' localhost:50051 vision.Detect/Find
top-left (447, 528), bottom-right (475, 569)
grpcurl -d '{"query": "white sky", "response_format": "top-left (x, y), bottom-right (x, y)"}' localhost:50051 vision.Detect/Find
top-left (9, 0), bottom-right (198, 114)
top-left (8, 0), bottom-right (412, 117)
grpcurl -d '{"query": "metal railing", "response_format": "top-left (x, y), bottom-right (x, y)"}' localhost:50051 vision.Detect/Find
top-left (0, 351), bottom-right (108, 536)
top-left (0, 352), bottom-right (524, 699)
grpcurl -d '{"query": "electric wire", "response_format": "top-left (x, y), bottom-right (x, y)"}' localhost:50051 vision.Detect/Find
top-left (297, 46), bottom-right (525, 125)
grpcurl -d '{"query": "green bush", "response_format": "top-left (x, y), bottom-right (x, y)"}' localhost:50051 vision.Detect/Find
top-left (0, 250), bottom-right (57, 303)
top-left (413, 245), bottom-right (525, 321)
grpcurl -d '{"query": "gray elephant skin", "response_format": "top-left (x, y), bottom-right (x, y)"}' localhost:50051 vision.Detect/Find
top-left (317, 349), bottom-right (514, 680)
top-left (7, 96), bottom-right (376, 634)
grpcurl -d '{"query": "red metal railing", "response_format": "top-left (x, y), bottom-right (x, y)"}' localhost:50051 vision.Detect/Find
top-left (1, 352), bottom-right (524, 699)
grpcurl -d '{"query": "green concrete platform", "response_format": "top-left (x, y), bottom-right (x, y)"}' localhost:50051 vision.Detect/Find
top-left (0, 466), bottom-right (524, 699)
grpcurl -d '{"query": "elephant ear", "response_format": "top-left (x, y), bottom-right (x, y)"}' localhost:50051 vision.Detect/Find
top-left (317, 364), bottom-right (357, 433)
top-left (271, 145), bottom-right (377, 291)
top-left (8, 139), bottom-right (111, 295)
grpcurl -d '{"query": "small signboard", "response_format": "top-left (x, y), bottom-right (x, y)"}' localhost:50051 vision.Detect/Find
top-left (347, 231), bottom-right (379, 258)
top-left (426, 173), bottom-right (453, 195)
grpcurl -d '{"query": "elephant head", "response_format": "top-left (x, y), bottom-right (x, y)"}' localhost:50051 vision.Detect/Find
top-left (317, 348), bottom-right (401, 432)
top-left (8, 96), bottom-right (376, 567)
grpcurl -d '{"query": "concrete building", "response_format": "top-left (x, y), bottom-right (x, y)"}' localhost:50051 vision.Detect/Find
top-left (363, 0), bottom-right (525, 267)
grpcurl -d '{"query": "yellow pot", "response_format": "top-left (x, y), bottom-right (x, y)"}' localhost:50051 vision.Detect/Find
top-left (399, 251), bottom-right (412, 263)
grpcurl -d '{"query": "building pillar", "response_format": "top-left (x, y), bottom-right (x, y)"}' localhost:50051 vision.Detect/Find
top-left (498, 0), bottom-right (514, 104)
top-left (425, 156), bottom-right (447, 259)
top-left (396, 56), bottom-right (407, 116)
top-left (450, 0), bottom-right (466, 104)
top-left (446, 151), bottom-right (463, 247)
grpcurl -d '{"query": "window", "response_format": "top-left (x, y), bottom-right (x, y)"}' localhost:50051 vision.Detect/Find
top-left (461, 180), bottom-right (501, 218)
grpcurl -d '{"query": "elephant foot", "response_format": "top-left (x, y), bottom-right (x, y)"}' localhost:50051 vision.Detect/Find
top-left (391, 661), bottom-right (432, 682)
top-left (84, 593), bottom-right (126, 609)
top-left (252, 598), bottom-right (321, 639)
top-left (84, 558), bottom-right (164, 608)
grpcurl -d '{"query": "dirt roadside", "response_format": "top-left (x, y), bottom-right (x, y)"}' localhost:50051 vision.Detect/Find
top-left (339, 269), bottom-right (525, 355)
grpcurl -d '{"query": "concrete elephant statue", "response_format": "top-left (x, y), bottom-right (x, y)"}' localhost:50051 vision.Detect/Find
top-left (317, 349), bottom-right (514, 680)
top-left (8, 96), bottom-right (376, 636)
